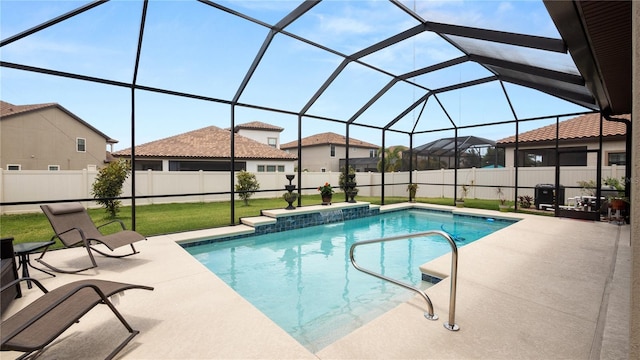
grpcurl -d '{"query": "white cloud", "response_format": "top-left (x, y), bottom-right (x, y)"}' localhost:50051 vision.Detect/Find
top-left (317, 14), bottom-right (373, 35)
top-left (497, 1), bottom-right (515, 15)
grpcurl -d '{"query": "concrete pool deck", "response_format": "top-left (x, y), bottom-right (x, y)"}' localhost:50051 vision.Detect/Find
top-left (1, 204), bottom-right (630, 359)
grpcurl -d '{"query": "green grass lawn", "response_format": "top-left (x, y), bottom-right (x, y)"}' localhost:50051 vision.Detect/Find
top-left (1, 195), bottom-right (526, 248)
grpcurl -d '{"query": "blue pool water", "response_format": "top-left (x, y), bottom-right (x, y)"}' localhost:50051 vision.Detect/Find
top-left (186, 209), bottom-right (514, 351)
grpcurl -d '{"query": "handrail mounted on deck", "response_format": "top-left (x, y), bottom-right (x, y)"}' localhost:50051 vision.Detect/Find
top-left (349, 230), bottom-right (460, 331)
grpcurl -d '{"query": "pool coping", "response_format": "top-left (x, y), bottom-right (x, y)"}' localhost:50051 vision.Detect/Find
top-left (178, 201), bottom-right (377, 246)
top-left (318, 209), bottom-right (629, 359)
top-left (2, 203), bottom-right (628, 359)
top-left (176, 201), bottom-right (524, 248)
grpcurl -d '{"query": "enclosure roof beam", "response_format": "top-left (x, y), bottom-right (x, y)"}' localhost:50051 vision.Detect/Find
top-left (500, 75), bottom-right (597, 109)
top-left (390, 0), bottom-right (567, 53)
top-left (351, 24), bottom-right (428, 59)
top-left (469, 54), bottom-right (584, 85)
top-left (300, 59), bottom-right (350, 114)
top-left (400, 56), bottom-right (469, 80)
top-left (273, 0), bottom-right (321, 31)
top-left (347, 79), bottom-right (399, 124)
top-left (301, 22), bottom-right (431, 116)
top-left (0, 0), bottom-right (108, 47)
top-left (229, 0), bottom-right (320, 104)
top-left (425, 22), bottom-right (567, 53)
top-left (432, 76), bottom-right (497, 94)
top-left (384, 92), bottom-right (431, 130)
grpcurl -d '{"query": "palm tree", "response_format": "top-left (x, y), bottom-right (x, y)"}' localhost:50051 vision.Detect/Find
top-left (377, 146), bottom-right (405, 172)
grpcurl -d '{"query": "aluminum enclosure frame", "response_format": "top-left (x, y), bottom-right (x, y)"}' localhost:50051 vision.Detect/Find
top-left (1, 0), bottom-right (626, 227)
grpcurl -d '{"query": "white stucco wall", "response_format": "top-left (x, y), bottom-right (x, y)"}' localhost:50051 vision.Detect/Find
top-left (235, 128), bottom-right (280, 149)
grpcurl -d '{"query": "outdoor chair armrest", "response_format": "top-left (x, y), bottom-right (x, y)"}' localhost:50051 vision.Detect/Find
top-left (1, 277), bottom-right (48, 295)
top-left (52, 227), bottom-right (90, 247)
top-left (97, 219), bottom-right (127, 231)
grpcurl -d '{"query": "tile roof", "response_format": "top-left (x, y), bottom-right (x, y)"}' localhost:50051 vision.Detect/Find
top-left (233, 121), bottom-right (283, 132)
top-left (112, 126), bottom-right (297, 160)
top-left (497, 113), bottom-right (628, 145)
top-left (1, 100), bottom-right (56, 117)
top-left (1, 100), bottom-right (117, 143)
top-left (280, 132), bottom-right (379, 150)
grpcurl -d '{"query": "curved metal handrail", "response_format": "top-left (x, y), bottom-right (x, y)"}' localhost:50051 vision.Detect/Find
top-left (349, 230), bottom-right (459, 331)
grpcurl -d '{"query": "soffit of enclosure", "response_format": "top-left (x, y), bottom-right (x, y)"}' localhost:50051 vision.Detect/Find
top-left (544, 0), bottom-right (632, 117)
top-left (1, 0), bottom-right (604, 136)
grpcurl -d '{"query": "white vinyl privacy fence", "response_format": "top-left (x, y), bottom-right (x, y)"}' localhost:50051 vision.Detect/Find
top-left (0, 166), bottom-right (626, 214)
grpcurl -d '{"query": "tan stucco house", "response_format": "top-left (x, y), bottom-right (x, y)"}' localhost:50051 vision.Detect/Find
top-left (112, 125), bottom-right (297, 172)
top-left (280, 132), bottom-right (379, 172)
top-left (497, 113), bottom-right (628, 167)
top-left (0, 101), bottom-right (117, 171)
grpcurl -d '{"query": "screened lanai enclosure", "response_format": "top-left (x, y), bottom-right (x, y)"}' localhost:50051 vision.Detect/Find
top-left (402, 136), bottom-right (501, 170)
top-left (0, 1), bottom-right (632, 226)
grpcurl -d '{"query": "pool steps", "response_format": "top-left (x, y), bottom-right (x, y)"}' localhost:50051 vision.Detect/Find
top-left (259, 201), bottom-right (376, 218)
top-left (240, 216), bottom-right (276, 227)
top-left (178, 201), bottom-right (376, 247)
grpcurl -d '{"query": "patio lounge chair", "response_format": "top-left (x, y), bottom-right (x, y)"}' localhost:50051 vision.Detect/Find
top-left (39, 203), bottom-right (145, 273)
top-left (1, 278), bottom-right (153, 360)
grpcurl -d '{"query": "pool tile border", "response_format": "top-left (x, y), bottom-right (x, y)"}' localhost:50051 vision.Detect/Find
top-left (179, 202), bottom-right (519, 249)
top-left (180, 203), bottom-right (378, 248)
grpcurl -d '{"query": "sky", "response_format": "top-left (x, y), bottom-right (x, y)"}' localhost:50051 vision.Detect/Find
top-left (0, 0), bottom-right (592, 151)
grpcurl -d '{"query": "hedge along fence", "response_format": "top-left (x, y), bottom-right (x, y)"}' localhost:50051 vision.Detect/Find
top-left (0, 165), bottom-right (626, 214)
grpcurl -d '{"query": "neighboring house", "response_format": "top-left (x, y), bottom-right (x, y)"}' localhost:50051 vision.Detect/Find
top-left (0, 100), bottom-right (117, 171)
top-left (280, 132), bottom-right (379, 172)
top-left (111, 125), bottom-right (297, 172)
top-left (497, 113), bottom-right (628, 167)
top-left (232, 121), bottom-right (284, 149)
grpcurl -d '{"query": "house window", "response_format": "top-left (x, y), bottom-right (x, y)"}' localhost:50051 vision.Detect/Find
top-left (369, 149), bottom-right (377, 158)
top-left (321, 168), bottom-right (326, 172)
top-left (330, 144), bottom-right (336, 157)
top-left (517, 147), bottom-right (586, 167)
top-left (48, 165), bottom-right (60, 171)
top-left (257, 165), bottom-right (284, 172)
top-left (76, 138), bottom-right (86, 152)
top-left (268, 138), bottom-right (277, 148)
top-left (168, 160), bottom-right (245, 171)
top-left (607, 152), bottom-right (626, 165)
top-left (7, 164), bottom-right (21, 171)
top-left (133, 160), bottom-right (162, 171)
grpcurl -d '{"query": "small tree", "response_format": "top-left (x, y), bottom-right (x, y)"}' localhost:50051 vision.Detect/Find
top-left (91, 159), bottom-right (131, 218)
top-left (235, 170), bottom-right (260, 206)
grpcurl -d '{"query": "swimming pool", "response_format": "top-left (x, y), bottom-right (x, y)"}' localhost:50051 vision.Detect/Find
top-left (185, 209), bottom-right (514, 352)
